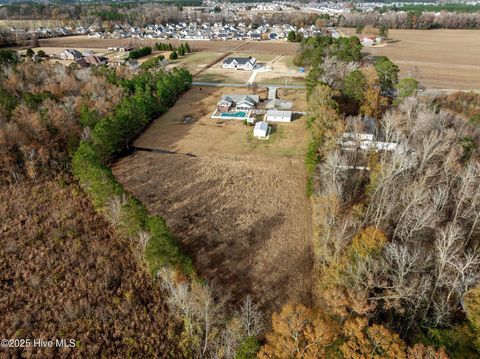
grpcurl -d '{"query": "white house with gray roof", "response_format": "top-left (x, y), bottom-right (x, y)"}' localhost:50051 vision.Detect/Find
top-left (217, 94), bottom-right (259, 112)
top-left (222, 57), bottom-right (257, 70)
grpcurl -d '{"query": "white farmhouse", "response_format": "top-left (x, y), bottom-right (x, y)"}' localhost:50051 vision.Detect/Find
top-left (254, 121), bottom-right (269, 138)
top-left (222, 57), bottom-right (257, 70)
top-left (265, 110), bottom-right (292, 123)
top-left (216, 94), bottom-right (259, 112)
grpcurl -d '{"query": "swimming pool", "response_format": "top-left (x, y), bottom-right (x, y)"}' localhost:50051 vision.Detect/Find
top-left (220, 111), bottom-right (247, 118)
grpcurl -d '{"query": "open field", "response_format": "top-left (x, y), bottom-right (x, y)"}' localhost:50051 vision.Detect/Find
top-left (255, 55), bottom-right (305, 85)
top-left (194, 67), bottom-right (252, 84)
top-left (341, 28), bottom-right (480, 90)
top-left (167, 51), bottom-right (226, 75)
top-left (196, 53), bottom-right (304, 85)
top-left (37, 35), bottom-right (300, 55)
top-left (111, 86), bottom-right (312, 315)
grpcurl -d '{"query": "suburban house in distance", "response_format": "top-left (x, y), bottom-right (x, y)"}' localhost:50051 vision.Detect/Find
top-left (60, 49), bottom-right (83, 60)
top-left (75, 55), bottom-right (109, 68)
top-left (222, 57), bottom-right (257, 70)
top-left (212, 94), bottom-right (259, 120)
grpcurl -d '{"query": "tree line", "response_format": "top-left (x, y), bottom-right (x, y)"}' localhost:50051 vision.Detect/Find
top-left (339, 10), bottom-right (480, 30)
top-left (0, 50), bottom-right (269, 357)
top-left (257, 33), bottom-right (480, 358)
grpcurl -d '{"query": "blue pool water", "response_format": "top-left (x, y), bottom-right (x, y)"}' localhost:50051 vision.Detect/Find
top-left (220, 111), bottom-right (247, 118)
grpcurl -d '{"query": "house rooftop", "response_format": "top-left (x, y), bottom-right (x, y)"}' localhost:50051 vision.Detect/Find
top-left (220, 94), bottom-right (259, 104)
top-left (255, 121), bottom-right (269, 131)
top-left (266, 110), bottom-right (292, 116)
top-left (223, 57), bottom-right (255, 65)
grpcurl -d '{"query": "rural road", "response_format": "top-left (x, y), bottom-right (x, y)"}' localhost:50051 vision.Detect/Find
top-left (192, 81), bottom-right (306, 89)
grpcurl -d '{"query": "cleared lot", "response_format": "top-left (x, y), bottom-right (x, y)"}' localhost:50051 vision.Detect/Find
top-left (255, 55), bottom-right (305, 85)
top-left (38, 36), bottom-right (300, 55)
top-left (341, 28), bottom-right (480, 90)
top-left (167, 51), bottom-right (226, 75)
top-left (111, 86), bottom-right (312, 315)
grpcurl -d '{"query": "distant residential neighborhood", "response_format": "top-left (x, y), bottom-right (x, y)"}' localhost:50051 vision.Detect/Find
top-left (3, 21), bottom-right (333, 43)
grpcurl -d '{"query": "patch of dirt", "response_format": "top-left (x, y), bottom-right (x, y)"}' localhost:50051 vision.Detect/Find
top-left (112, 152), bottom-right (313, 316)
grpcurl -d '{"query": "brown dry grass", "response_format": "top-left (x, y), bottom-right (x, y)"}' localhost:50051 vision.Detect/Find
top-left (0, 179), bottom-right (183, 358)
top-left (195, 65), bottom-right (252, 84)
top-left (341, 28), bottom-right (480, 90)
top-left (131, 86), bottom-right (307, 156)
top-left (37, 36), bottom-right (300, 55)
top-left (111, 86), bottom-right (312, 316)
top-left (254, 55), bottom-right (305, 86)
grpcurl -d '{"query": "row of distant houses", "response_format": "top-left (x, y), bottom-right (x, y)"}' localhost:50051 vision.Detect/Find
top-left (6, 20), bottom-right (331, 44)
top-left (111, 22), bottom-right (325, 41)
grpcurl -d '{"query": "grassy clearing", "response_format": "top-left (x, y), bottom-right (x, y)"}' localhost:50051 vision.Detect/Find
top-left (194, 72), bottom-right (246, 83)
top-left (256, 76), bottom-right (305, 86)
top-left (281, 55), bottom-right (298, 70)
top-left (169, 51), bottom-right (225, 73)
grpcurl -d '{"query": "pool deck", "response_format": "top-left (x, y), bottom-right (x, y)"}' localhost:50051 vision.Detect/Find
top-left (211, 109), bottom-right (251, 120)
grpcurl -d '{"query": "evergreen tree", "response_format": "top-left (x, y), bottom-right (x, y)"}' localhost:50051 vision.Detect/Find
top-left (169, 50), bottom-right (178, 60)
top-left (287, 30), bottom-right (296, 42)
top-left (178, 45), bottom-right (185, 56)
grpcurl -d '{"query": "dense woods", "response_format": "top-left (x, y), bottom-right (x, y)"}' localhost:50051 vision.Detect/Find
top-left (0, 2), bottom-right (201, 24)
top-left (0, 58), bottom-right (123, 183)
top-left (0, 53), bottom-right (194, 356)
top-left (260, 35), bottom-right (480, 358)
top-left (340, 10), bottom-right (480, 30)
top-left (0, 179), bottom-right (185, 357)
top-left (0, 51), bottom-right (266, 357)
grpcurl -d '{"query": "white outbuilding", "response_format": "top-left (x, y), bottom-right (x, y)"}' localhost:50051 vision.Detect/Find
top-left (253, 121), bottom-right (269, 138)
top-left (265, 110), bottom-right (292, 123)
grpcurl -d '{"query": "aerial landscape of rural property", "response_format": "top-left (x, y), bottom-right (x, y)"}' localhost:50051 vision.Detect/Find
top-left (3, 0), bottom-right (480, 357)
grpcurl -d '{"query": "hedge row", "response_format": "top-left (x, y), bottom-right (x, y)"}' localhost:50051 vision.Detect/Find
top-left (72, 67), bottom-right (195, 277)
top-left (128, 46), bottom-right (152, 59)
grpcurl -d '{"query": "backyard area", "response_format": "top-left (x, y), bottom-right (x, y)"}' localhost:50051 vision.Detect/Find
top-left (111, 86), bottom-right (312, 315)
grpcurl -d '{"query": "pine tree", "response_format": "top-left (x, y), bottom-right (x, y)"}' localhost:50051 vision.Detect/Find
top-left (178, 45), bottom-right (185, 56)
top-left (169, 50), bottom-right (178, 60)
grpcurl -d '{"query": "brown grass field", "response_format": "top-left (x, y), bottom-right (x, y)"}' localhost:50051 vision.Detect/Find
top-left (341, 28), bottom-right (480, 90)
top-left (111, 87), bottom-right (312, 315)
top-left (0, 180), bottom-right (183, 357)
top-left (38, 35), bottom-right (300, 55)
